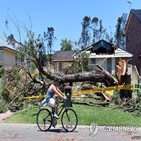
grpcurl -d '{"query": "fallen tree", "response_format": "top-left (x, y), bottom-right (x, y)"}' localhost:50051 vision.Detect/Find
top-left (34, 55), bottom-right (117, 86)
top-left (6, 33), bottom-right (118, 87)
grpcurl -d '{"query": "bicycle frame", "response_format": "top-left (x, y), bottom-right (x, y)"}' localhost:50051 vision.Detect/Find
top-left (57, 104), bottom-right (65, 116)
top-left (51, 103), bottom-right (66, 117)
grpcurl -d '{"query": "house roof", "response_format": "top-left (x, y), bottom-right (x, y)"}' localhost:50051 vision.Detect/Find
top-left (132, 9), bottom-right (141, 22)
top-left (89, 40), bottom-right (114, 53)
top-left (0, 38), bottom-right (16, 51)
top-left (126, 9), bottom-right (141, 33)
top-left (52, 50), bottom-right (75, 62)
top-left (74, 40), bottom-right (132, 58)
top-left (74, 40), bottom-right (115, 57)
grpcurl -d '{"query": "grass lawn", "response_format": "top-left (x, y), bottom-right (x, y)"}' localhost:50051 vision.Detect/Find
top-left (6, 104), bottom-right (141, 126)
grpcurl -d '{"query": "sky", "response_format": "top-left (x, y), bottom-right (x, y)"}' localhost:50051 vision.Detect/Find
top-left (0, 0), bottom-right (141, 51)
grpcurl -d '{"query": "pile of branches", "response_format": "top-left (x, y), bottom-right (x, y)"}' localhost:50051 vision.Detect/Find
top-left (0, 66), bottom-right (46, 112)
top-left (112, 94), bottom-right (141, 117)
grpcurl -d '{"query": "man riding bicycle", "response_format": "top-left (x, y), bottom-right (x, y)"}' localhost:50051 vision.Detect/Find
top-left (40, 78), bottom-right (67, 118)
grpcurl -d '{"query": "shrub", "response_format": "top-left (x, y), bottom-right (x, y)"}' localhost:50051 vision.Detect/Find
top-left (0, 99), bottom-right (7, 113)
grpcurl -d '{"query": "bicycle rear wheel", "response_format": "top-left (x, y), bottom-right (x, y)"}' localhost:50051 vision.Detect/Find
top-left (36, 108), bottom-right (52, 131)
top-left (61, 108), bottom-right (78, 132)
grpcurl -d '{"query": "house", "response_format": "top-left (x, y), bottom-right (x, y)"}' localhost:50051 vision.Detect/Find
top-left (74, 40), bottom-right (132, 74)
top-left (125, 9), bottom-right (141, 75)
top-left (52, 50), bottom-right (75, 72)
top-left (0, 39), bottom-right (16, 67)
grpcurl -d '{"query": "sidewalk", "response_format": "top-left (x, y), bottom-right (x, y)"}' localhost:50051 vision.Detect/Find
top-left (0, 110), bottom-right (14, 122)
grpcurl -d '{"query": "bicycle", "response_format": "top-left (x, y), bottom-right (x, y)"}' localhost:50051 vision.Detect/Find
top-left (36, 99), bottom-right (78, 132)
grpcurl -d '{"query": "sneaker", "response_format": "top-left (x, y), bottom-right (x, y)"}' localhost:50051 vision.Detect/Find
top-left (38, 102), bottom-right (42, 106)
top-left (38, 102), bottom-right (47, 107)
top-left (54, 114), bottom-right (59, 119)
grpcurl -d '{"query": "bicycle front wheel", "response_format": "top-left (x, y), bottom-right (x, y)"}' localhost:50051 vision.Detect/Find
top-left (61, 108), bottom-right (78, 132)
top-left (36, 108), bottom-right (52, 131)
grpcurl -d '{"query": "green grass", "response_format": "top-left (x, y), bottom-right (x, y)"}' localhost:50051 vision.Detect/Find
top-left (6, 104), bottom-right (141, 126)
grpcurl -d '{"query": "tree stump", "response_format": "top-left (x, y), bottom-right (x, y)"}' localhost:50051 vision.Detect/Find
top-left (120, 74), bottom-right (132, 99)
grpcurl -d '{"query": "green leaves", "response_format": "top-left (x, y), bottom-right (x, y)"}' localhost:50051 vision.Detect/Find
top-left (60, 38), bottom-right (73, 51)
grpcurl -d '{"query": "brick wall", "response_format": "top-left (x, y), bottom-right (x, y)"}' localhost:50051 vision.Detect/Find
top-left (126, 13), bottom-right (141, 65)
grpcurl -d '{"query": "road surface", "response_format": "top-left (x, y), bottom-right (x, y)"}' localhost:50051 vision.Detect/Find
top-left (0, 123), bottom-right (141, 141)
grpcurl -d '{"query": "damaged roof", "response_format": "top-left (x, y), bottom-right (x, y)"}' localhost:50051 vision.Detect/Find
top-left (74, 39), bottom-right (132, 58)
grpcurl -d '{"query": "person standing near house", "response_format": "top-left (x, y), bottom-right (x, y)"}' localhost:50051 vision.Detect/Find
top-left (40, 78), bottom-right (67, 118)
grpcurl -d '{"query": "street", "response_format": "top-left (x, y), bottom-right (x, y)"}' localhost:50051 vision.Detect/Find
top-left (0, 123), bottom-right (140, 141)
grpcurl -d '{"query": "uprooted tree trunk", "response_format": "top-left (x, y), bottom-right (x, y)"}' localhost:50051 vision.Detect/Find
top-left (33, 56), bottom-right (117, 86)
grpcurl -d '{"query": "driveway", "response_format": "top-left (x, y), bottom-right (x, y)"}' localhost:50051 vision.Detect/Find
top-left (0, 123), bottom-right (141, 141)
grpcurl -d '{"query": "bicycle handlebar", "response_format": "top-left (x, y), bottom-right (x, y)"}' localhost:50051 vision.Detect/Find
top-left (57, 98), bottom-right (67, 102)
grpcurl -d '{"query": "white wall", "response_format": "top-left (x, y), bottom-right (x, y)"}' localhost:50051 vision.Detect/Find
top-left (3, 49), bottom-right (16, 67)
top-left (0, 50), bottom-right (4, 66)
